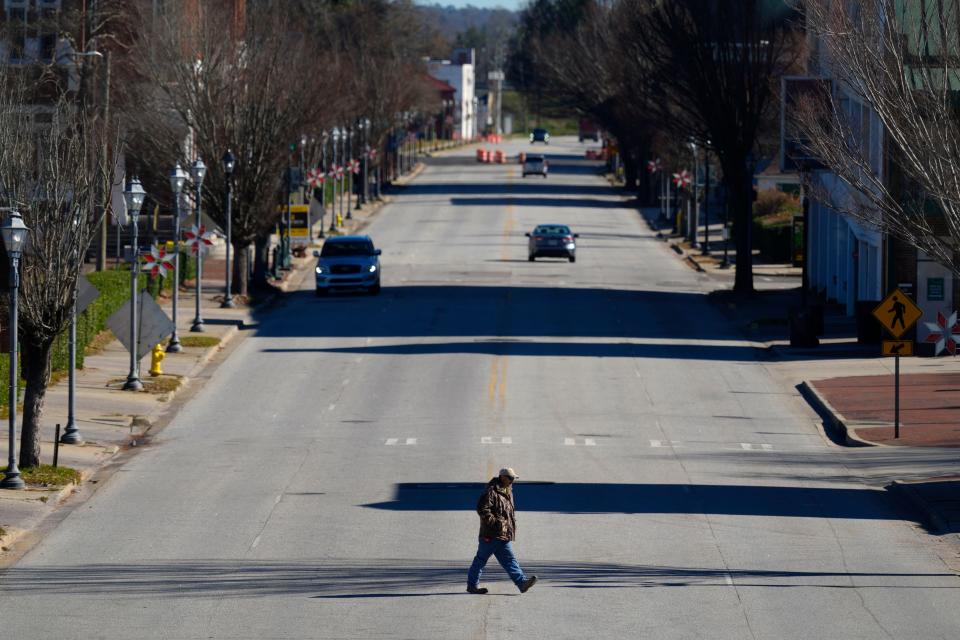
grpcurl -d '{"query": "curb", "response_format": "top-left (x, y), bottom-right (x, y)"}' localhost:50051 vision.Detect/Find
top-left (796, 381), bottom-right (879, 447)
top-left (888, 480), bottom-right (949, 534)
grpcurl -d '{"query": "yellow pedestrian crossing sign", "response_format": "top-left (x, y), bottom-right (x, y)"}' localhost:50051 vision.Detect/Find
top-left (882, 340), bottom-right (914, 357)
top-left (873, 288), bottom-right (922, 339)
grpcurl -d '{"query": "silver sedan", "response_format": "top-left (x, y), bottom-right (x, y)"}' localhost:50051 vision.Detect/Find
top-left (526, 224), bottom-right (578, 263)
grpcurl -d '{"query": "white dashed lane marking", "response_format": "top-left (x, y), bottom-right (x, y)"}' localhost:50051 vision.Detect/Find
top-left (565, 438), bottom-right (596, 446)
top-left (481, 436), bottom-right (512, 445)
top-left (385, 438), bottom-right (417, 446)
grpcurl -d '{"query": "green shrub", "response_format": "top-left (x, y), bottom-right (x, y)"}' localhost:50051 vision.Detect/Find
top-left (0, 266), bottom-right (156, 409)
top-left (753, 188), bottom-right (800, 223)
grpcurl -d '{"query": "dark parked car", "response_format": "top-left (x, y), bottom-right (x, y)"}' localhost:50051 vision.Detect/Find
top-left (526, 224), bottom-right (578, 262)
top-left (529, 128), bottom-right (550, 144)
top-left (313, 235), bottom-right (381, 295)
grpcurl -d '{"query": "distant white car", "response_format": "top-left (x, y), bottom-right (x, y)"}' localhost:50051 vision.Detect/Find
top-left (523, 154), bottom-right (548, 178)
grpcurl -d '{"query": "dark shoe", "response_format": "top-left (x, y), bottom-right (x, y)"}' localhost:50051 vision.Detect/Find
top-left (519, 576), bottom-right (538, 593)
top-left (466, 585), bottom-right (488, 594)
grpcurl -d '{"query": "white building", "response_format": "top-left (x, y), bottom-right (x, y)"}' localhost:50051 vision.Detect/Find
top-left (428, 50), bottom-right (477, 141)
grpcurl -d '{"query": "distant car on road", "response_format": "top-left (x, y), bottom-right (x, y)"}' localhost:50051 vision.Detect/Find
top-left (522, 154), bottom-right (548, 178)
top-left (313, 235), bottom-right (381, 295)
top-left (526, 224), bottom-right (578, 262)
top-left (530, 128), bottom-right (550, 144)
top-left (578, 117), bottom-right (599, 142)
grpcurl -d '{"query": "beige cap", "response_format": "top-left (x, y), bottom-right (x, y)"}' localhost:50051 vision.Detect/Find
top-left (499, 467), bottom-right (519, 479)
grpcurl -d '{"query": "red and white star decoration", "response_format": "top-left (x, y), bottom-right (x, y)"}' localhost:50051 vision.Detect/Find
top-left (924, 311), bottom-right (960, 355)
top-left (184, 224), bottom-right (214, 256)
top-left (335, 165), bottom-right (345, 179)
top-left (672, 169), bottom-right (692, 188)
top-left (306, 168), bottom-right (326, 188)
top-left (142, 243), bottom-right (175, 278)
top-left (647, 158), bottom-right (662, 174)
top-left (349, 159), bottom-right (361, 175)
top-left (367, 149), bottom-right (378, 161)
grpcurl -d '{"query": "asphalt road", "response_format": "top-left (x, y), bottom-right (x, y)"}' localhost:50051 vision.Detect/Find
top-left (2, 138), bottom-right (959, 639)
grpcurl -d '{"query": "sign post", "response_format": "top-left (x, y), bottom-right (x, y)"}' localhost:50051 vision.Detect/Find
top-left (872, 288), bottom-right (922, 438)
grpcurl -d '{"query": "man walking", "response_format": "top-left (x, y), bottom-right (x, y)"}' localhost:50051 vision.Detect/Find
top-left (466, 467), bottom-right (538, 595)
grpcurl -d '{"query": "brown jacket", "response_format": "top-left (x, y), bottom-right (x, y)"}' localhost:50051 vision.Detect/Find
top-left (477, 478), bottom-right (516, 541)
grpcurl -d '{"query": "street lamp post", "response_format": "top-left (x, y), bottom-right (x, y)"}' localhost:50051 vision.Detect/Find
top-left (122, 178), bottom-right (146, 391)
top-left (339, 126), bottom-right (346, 221)
top-left (355, 120), bottom-right (365, 212)
top-left (1, 210), bottom-right (28, 489)
top-left (190, 158), bottom-right (206, 332)
top-left (61, 208), bottom-right (84, 445)
top-left (363, 118), bottom-right (371, 205)
top-left (346, 126), bottom-right (353, 220)
top-left (167, 163), bottom-right (187, 352)
top-left (689, 140), bottom-right (699, 250)
top-left (221, 150), bottom-right (236, 308)
top-left (319, 130), bottom-right (328, 238)
top-left (702, 149), bottom-right (711, 256)
top-left (330, 127), bottom-right (341, 233)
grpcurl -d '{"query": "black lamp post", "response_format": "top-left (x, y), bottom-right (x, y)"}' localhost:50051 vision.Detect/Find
top-left (346, 125), bottom-right (354, 220)
top-left (167, 163), bottom-right (187, 352)
top-left (221, 150), bottom-right (236, 308)
top-left (190, 158), bottom-right (206, 332)
top-left (360, 118), bottom-right (370, 208)
top-left (122, 178), bottom-right (146, 391)
top-left (330, 127), bottom-right (341, 232)
top-left (319, 130), bottom-right (328, 238)
top-left (1, 210), bottom-right (28, 489)
top-left (338, 126), bottom-right (346, 222)
top-left (61, 209), bottom-right (84, 445)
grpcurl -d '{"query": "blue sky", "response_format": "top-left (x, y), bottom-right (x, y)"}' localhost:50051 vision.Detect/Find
top-left (417, 1), bottom-right (524, 9)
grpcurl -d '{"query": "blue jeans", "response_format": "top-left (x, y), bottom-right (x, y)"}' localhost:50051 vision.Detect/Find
top-left (467, 537), bottom-right (526, 588)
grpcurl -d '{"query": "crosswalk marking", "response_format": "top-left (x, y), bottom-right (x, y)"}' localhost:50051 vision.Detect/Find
top-left (650, 440), bottom-right (684, 448)
top-left (481, 436), bottom-right (512, 445)
top-left (565, 438), bottom-right (597, 446)
top-left (385, 438), bottom-right (417, 446)
top-left (585, 438), bottom-right (596, 446)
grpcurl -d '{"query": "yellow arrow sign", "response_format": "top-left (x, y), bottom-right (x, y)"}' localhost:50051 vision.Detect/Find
top-left (882, 340), bottom-right (914, 357)
top-left (873, 288), bottom-right (922, 339)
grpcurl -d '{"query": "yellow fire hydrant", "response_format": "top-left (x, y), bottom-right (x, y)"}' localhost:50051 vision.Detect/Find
top-left (149, 343), bottom-right (165, 377)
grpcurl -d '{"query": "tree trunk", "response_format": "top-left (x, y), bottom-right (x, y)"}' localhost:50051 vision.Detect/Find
top-left (234, 239), bottom-right (250, 298)
top-left (727, 170), bottom-right (755, 294)
top-left (622, 151), bottom-right (639, 192)
top-left (253, 235), bottom-right (269, 289)
top-left (19, 339), bottom-right (53, 468)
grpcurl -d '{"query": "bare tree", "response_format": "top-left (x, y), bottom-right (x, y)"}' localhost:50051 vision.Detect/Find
top-left (127, 3), bottom-right (337, 297)
top-left (629, 0), bottom-right (803, 293)
top-left (524, 1), bottom-right (656, 191)
top-left (798, 0), bottom-right (960, 277)
top-left (0, 71), bottom-right (119, 468)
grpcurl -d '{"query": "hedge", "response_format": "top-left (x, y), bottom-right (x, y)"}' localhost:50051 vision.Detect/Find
top-left (0, 253), bottom-right (196, 410)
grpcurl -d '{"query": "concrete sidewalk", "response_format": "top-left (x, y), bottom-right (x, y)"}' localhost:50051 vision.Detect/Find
top-left (636, 202), bottom-right (960, 537)
top-left (801, 370), bottom-right (960, 536)
top-left (0, 177), bottom-right (404, 559)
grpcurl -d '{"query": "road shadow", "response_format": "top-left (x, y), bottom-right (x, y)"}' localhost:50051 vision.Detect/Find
top-left (362, 482), bottom-right (898, 521)
top-left (2, 558), bottom-right (952, 599)
top-left (262, 340), bottom-right (762, 362)
top-left (402, 183), bottom-right (615, 197)
top-left (451, 197), bottom-right (626, 209)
